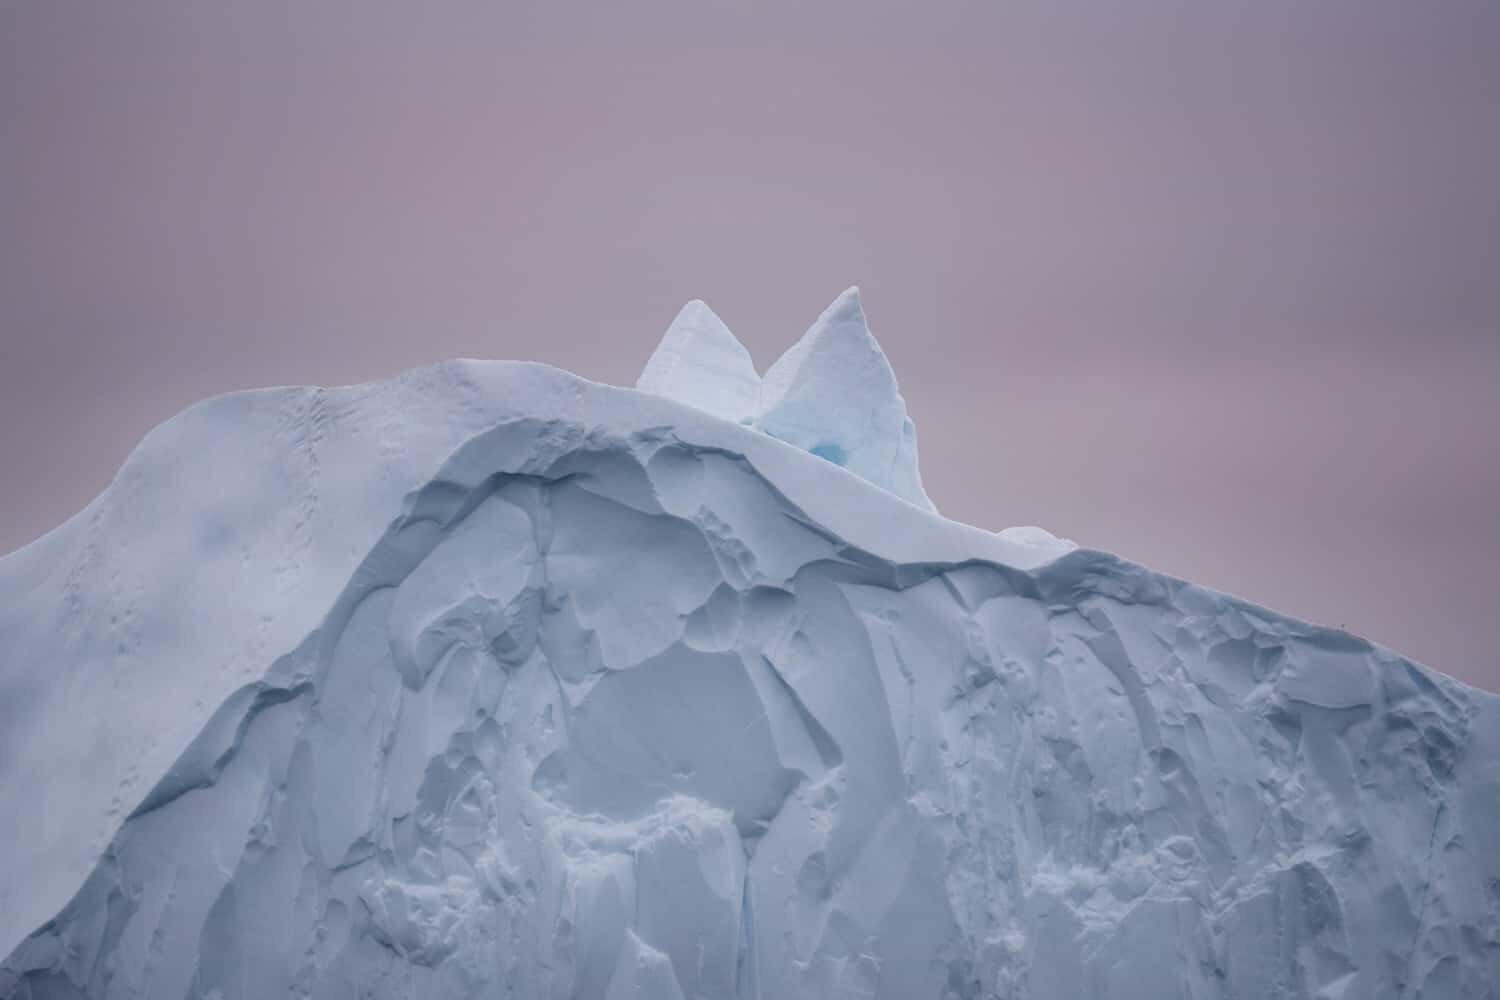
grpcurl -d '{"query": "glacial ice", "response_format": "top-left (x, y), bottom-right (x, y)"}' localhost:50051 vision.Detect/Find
top-left (0, 295), bottom-right (1496, 999)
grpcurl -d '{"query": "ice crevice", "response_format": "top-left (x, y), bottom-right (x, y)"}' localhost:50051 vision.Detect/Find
top-left (0, 306), bottom-right (1496, 998)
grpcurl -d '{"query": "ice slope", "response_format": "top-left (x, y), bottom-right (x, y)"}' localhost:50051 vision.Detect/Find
top-left (0, 295), bottom-right (1497, 999)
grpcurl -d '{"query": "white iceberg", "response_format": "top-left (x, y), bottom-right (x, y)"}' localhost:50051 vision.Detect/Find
top-left (0, 295), bottom-right (1495, 999)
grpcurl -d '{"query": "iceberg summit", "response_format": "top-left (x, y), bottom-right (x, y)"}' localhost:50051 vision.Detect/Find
top-left (0, 289), bottom-right (1496, 999)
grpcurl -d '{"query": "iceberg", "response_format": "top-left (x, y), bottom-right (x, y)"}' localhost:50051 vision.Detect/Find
top-left (0, 293), bottom-right (1496, 999)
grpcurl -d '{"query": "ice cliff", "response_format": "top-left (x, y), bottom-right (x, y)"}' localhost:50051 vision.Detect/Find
top-left (1, 290), bottom-right (1497, 999)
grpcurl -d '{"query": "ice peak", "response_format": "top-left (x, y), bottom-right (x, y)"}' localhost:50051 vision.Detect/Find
top-left (637, 300), bottom-right (760, 424)
top-left (821, 284), bottom-right (866, 323)
top-left (758, 287), bottom-right (934, 510)
top-left (761, 287), bottom-right (868, 377)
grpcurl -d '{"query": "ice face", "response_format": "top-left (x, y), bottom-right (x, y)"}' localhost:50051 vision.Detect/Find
top-left (637, 300), bottom-right (761, 426)
top-left (1, 347), bottom-right (1497, 999)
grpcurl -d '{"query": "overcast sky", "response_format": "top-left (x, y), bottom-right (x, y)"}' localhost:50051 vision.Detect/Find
top-left (1, 1), bottom-right (1497, 690)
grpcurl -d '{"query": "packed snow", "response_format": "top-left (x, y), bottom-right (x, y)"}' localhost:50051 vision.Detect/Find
top-left (1, 291), bottom-right (1496, 999)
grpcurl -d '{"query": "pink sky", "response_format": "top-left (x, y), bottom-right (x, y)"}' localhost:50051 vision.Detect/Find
top-left (1, 0), bottom-right (1497, 689)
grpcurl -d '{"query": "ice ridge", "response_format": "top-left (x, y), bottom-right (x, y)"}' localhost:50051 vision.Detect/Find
top-left (0, 345), bottom-right (1496, 999)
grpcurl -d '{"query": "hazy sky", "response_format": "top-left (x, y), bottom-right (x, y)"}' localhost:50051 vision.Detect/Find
top-left (2, 1), bottom-right (1497, 690)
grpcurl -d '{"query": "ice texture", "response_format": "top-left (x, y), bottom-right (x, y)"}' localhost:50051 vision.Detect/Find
top-left (1, 306), bottom-right (1497, 999)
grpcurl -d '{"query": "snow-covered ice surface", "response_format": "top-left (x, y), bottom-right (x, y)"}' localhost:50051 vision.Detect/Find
top-left (1, 292), bottom-right (1497, 999)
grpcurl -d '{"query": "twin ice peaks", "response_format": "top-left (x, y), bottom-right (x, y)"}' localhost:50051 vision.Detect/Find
top-left (636, 287), bottom-right (934, 511)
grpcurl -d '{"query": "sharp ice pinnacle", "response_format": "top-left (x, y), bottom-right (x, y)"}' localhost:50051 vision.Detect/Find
top-left (637, 300), bottom-right (761, 425)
